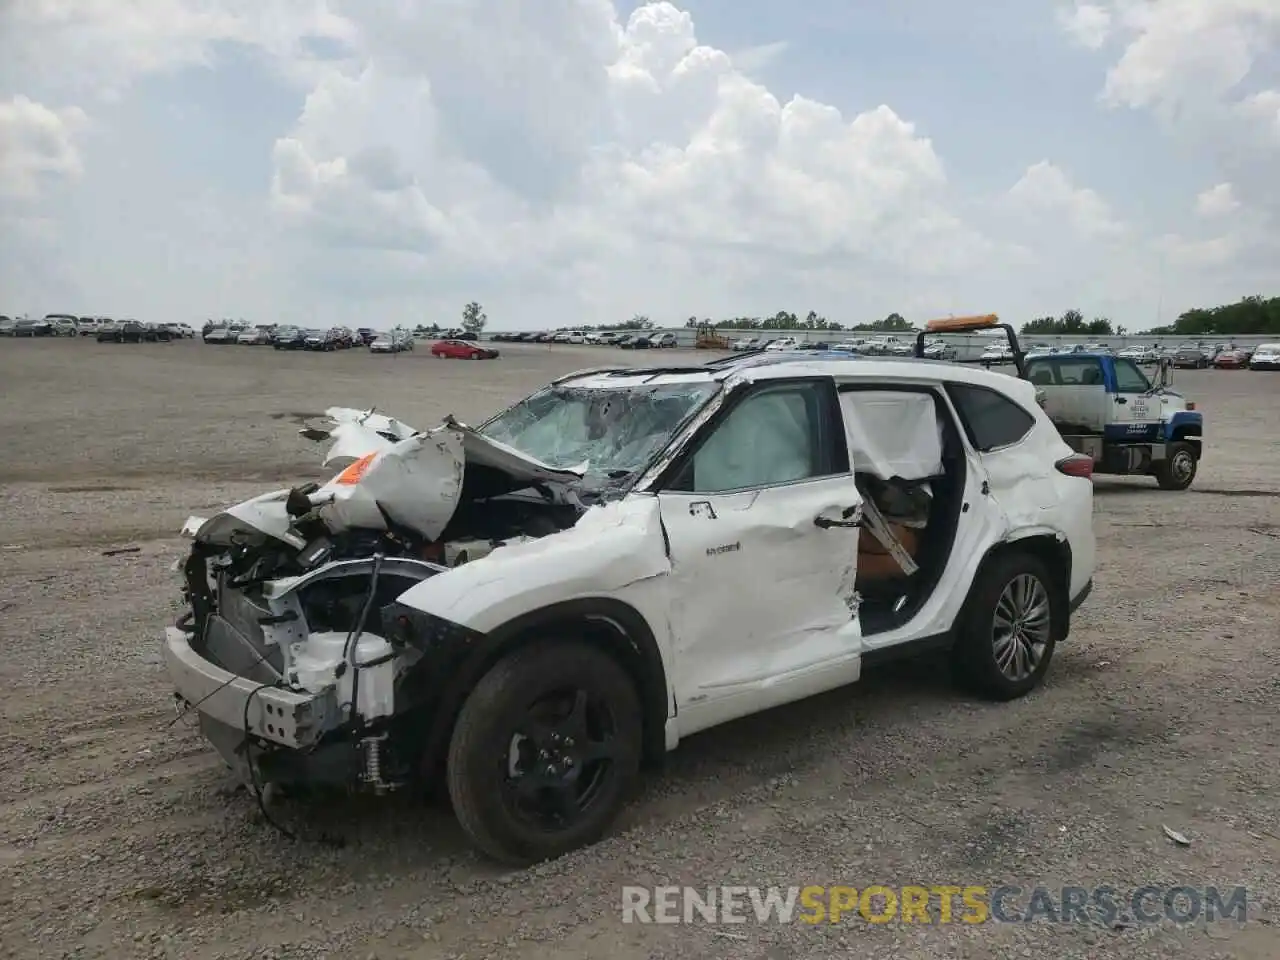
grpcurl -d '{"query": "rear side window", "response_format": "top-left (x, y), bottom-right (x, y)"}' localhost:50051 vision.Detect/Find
top-left (1053, 358), bottom-right (1104, 385)
top-left (946, 383), bottom-right (1036, 452)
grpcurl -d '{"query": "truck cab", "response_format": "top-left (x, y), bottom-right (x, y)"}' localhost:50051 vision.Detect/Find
top-left (915, 315), bottom-right (1203, 491)
top-left (1023, 352), bottom-right (1201, 489)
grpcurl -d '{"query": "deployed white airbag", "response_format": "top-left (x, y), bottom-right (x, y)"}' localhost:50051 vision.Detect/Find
top-left (841, 391), bottom-right (943, 481)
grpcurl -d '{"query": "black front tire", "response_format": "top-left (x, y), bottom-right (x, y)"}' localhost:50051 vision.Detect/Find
top-left (1154, 441), bottom-right (1197, 490)
top-left (446, 640), bottom-right (642, 866)
top-left (951, 551), bottom-right (1062, 701)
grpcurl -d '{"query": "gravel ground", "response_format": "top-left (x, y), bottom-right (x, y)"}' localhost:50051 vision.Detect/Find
top-left (1, 337), bottom-right (1278, 960)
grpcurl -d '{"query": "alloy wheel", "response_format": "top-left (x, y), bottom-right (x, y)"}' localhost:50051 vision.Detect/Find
top-left (991, 574), bottom-right (1051, 682)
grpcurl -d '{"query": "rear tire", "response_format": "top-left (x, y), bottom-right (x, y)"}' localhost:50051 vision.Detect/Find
top-left (951, 552), bottom-right (1061, 701)
top-left (446, 640), bottom-right (642, 866)
top-left (1155, 441), bottom-right (1197, 490)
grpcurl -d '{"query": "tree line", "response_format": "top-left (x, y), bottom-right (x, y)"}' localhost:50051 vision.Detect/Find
top-left (1152, 295), bottom-right (1280, 336)
top-left (438, 295), bottom-right (1280, 336)
top-left (1021, 297), bottom-right (1280, 337)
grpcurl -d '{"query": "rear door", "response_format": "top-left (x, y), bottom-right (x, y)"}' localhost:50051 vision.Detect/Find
top-left (655, 377), bottom-right (863, 735)
top-left (944, 379), bottom-right (1061, 530)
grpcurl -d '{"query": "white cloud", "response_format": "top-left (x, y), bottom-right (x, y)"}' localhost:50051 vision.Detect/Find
top-left (1003, 161), bottom-right (1125, 239)
top-left (1058, 0), bottom-right (1280, 115)
top-left (1238, 89), bottom-right (1280, 141)
top-left (0, 0), bottom-right (358, 99)
top-left (1158, 232), bottom-right (1240, 268)
top-left (728, 41), bottom-right (789, 74)
top-left (1057, 3), bottom-right (1112, 49)
top-left (0, 0), bottom-right (1273, 327)
top-left (1195, 182), bottom-right (1239, 217)
top-left (262, 1), bottom-right (998, 320)
top-left (1061, 0), bottom-right (1280, 261)
top-left (0, 95), bottom-right (87, 201)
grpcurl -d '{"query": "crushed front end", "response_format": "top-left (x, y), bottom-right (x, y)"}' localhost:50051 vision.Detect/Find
top-left (165, 408), bottom-right (586, 794)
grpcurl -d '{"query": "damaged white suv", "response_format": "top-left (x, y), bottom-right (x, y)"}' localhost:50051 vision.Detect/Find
top-left (165, 355), bottom-right (1095, 864)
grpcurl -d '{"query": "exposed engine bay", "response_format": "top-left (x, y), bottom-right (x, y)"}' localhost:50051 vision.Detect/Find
top-left (173, 407), bottom-right (594, 794)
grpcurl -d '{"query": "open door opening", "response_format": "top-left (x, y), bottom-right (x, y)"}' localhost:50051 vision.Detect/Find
top-left (838, 385), bottom-right (968, 636)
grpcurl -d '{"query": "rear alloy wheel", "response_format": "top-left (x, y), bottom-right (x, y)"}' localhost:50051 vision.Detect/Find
top-left (1155, 441), bottom-right (1197, 490)
top-left (952, 552), bottom-right (1061, 701)
top-left (446, 640), bottom-right (641, 865)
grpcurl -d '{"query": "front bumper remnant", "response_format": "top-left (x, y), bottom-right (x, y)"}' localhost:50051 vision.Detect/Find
top-left (164, 626), bottom-right (336, 749)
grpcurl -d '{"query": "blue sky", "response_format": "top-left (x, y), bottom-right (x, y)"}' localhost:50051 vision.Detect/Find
top-left (1, 1), bottom-right (1277, 330)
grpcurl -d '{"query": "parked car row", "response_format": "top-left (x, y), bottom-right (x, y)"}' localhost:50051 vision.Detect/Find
top-left (1127, 340), bottom-right (1270, 370)
top-left (975, 339), bottom-right (1279, 371)
top-left (0, 315), bottom-right (197, 338)
top-left (0, 316), bottom-right (197, 337)
top-left (203, 322), bottom-right (361, 350)
top-left (94, 321), bottom-right (192, 342)
top-left (198, 321), bottom-right (429, 354)
top-left (488, 329), bottom-right (681, 348)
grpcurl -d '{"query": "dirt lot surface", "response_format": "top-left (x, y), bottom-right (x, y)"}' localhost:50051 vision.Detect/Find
top-left (1, 338), bottom-right (1278, 960)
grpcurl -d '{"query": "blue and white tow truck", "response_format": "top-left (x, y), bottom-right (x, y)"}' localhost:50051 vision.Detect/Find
top-left (916, 316), bottom-right (1203, 490)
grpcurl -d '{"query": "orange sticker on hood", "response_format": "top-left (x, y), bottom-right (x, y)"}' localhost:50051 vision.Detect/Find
top-left (334, 452), bottom-right (377, 485)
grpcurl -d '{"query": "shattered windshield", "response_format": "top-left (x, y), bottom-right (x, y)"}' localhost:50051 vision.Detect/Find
top-left (480, 379), bottom-right (719, 477)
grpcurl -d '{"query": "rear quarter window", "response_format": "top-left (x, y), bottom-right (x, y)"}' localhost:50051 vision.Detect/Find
top-left (945, 383), bottom-right (1037, 452)
top-left (1053, 358), bottom-right (1105, 385)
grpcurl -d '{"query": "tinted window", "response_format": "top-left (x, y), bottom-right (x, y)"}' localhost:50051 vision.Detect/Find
top-left (1113, 358), bottom-right (1151, 393)
top-left (946, 384), bottom-right (1036, 452)
top-left (673, 382), bottom-right (831, 493)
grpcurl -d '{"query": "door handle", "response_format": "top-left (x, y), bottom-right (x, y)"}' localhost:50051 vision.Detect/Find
top-left (815, 506), bottom-right (861, 529)
top-left (1115, 397), bottom-right (1127, 404)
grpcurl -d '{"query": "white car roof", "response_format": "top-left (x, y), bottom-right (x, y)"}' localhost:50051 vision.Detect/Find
top-left (559, 356), bottom-right (1040, 404)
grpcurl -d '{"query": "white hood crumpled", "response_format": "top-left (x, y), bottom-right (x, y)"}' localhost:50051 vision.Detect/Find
top-left (183, 407), bottom-right (585, 548)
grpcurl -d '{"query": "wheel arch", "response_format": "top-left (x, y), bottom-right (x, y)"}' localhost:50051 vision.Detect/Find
top-left (967, 532), bottom-right (1073, 642)
top-left (423, 597), bottom-right (671, 774)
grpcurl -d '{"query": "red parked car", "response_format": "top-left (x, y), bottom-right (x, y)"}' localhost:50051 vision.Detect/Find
top-left (430, 338), bottom-right (499, 360)
top-left (1213, 349), bottom-right (1247, 369)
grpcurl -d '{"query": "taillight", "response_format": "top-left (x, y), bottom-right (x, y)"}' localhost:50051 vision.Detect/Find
top-left (1055, 454), bottom-right (1093, 479)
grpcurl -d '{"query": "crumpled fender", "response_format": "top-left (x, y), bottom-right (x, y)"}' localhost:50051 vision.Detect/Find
top-left (393, 496), bottom-right (672, 636)
top-left (323, 406), bottom-right (418, 441)
top-left (184, 489), bottom-right (304, 549)
top-left (321, 421), bottom-right (397, 467)
top-left (314, 429), bottom-right (465, 541)
top-left (304, 407), bottom-right (585, 485)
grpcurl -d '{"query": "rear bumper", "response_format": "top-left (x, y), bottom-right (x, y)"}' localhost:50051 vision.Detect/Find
top-left (164, 626), bottom-right (334, 750)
